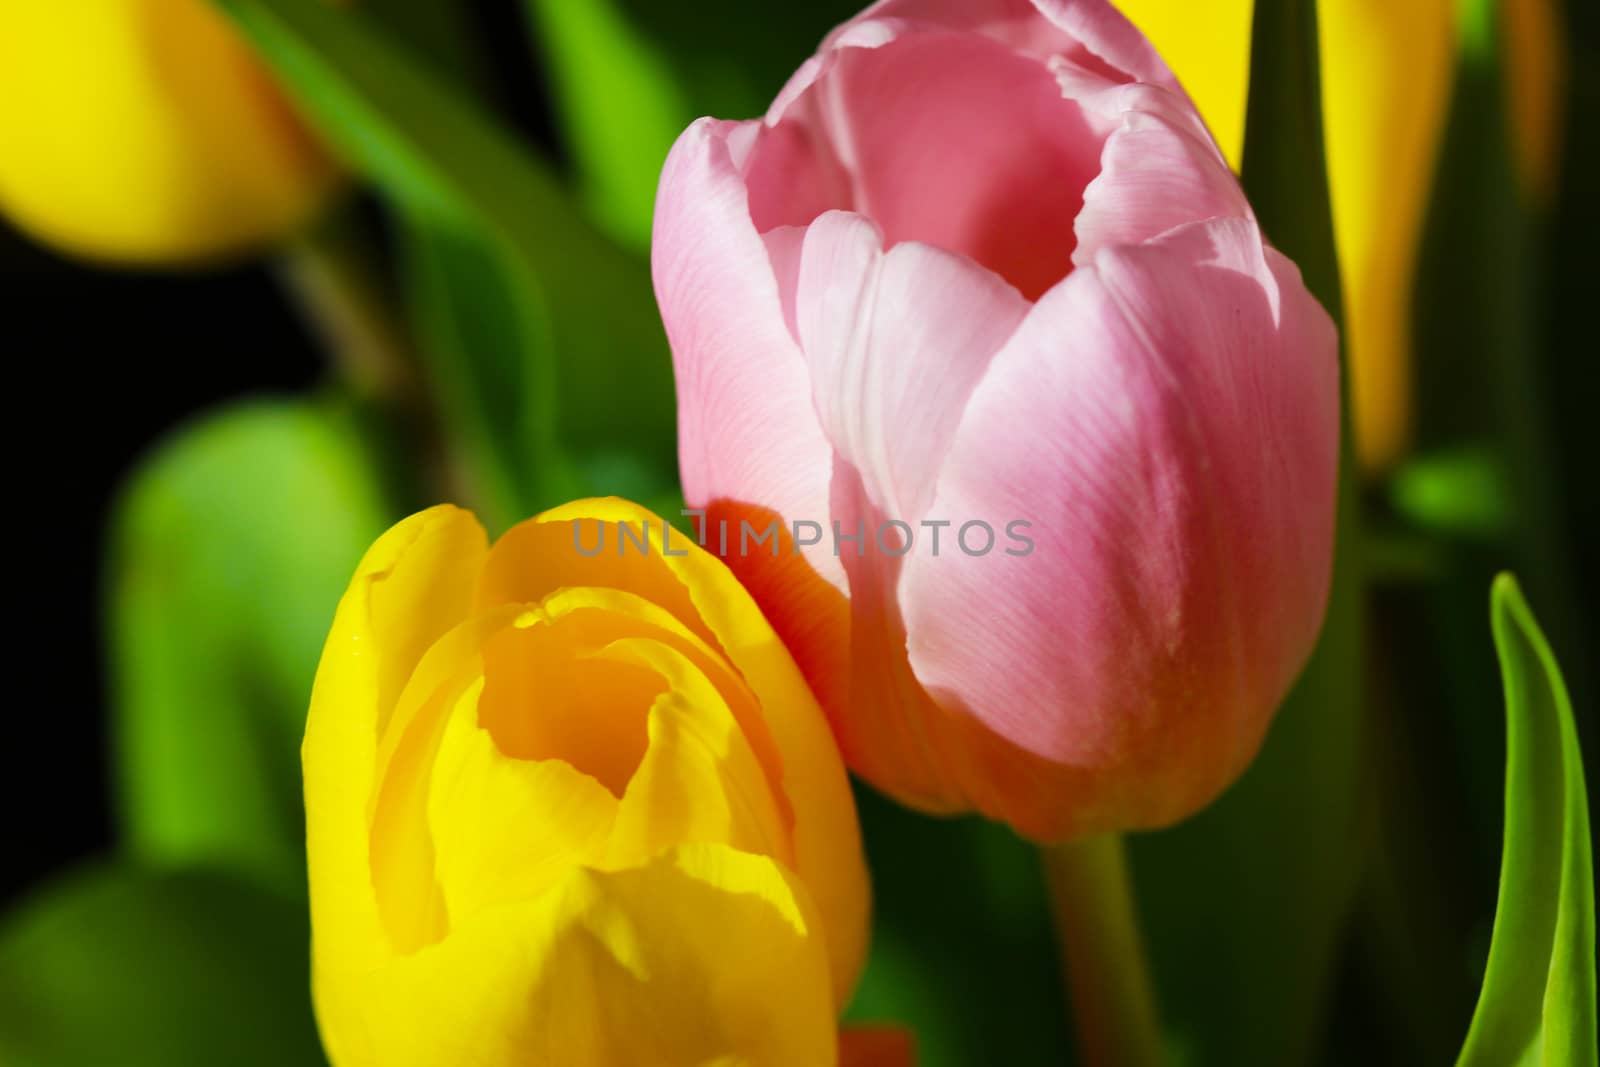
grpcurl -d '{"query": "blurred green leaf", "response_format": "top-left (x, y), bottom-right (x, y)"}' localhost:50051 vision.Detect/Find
top-left (110, 397), bottom-right (391, 889)
top-left (1130, 1), bottom-right (1365, 1063)
top-left (844, 790), bottom-right (1072, 1067)
top-left (0, 865), bottom-right (325, 1067)
top-left (215, 0), bottom-right (678, 525)
top-left (1390, 446), bottom-right (1514, 542)
top-left (393, 214), bottom-right (571, 528)
top-left (362, 0), bottom-right (486, 93)
top-left (1411, 0), bottom-right (1592, 820)
top-left (605, 0), bottom-right (862, 114)
top-left (524, 0), bottom-right (866, 250)
top-left (1458, 575), bottom-right (1596, 1066)
top-left (523, 0), bottom-right (692, 249)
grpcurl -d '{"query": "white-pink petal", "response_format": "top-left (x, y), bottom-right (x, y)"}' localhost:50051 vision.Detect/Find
top-left (792, 211), bottom-right (1030, 523)
top-left (652, 118), bottom-right (842, 591)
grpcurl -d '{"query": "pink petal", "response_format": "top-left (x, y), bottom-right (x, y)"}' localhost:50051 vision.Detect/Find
top-left (1072, 82), bottom-right (1250, 264)
top-left (743, 0), bottom-right (1200, 300)
top-left (742, 119), bottom-right (854, 234)
top-left (899, 216), bottom-right (1339, 836)
top-left (651, 118), bottom-right (841, 592)
top-left (780, 211), bottom-right (1030, 803)
top-left (792, 211), bottom-right (1030, 522)
top-left (815, 0), bottom-right (1181, 89)
top-left (1026, 0), bottom-right (1184, 88)
top-left (748, 29), bottom-right (1112, 300)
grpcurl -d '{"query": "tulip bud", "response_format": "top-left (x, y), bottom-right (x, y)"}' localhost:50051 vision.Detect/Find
top-left (655, 0), bottom-right (1340, 843)
top-left (304, 500), bottom-right (870, 1066)
top-left (0, 0), bottom-right (340, 265)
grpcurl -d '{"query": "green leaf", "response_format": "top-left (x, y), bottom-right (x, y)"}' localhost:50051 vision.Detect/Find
top-left (523, 0), bottom-right (693, 249)
top-left (1410, 0), bottom-right (1593, 775)
top-left (0, 865), bottom-right (325, 1067)
top-left (523, 0), bottom-right (864, 251)
top-left (109, 397), bottom-right (391, 889)
top-left (1390, 446), bottom-right (1514, 542)
top-left (603, 0), bottom-right (865, 115)
top-left (1458, 576), bottom-right (1596, 1066)
top-left (393, 213), bottom-right (572, 529)
top-left (1130, 1), bottom-right (1366, 1063)
top-left (844, 789), bottom-right (1071, 1067)
top-left (1238, 0), bottom-right (1343, 315)
top-left (360, 0), bottom-right (487, 94)
top-left (214, 0), bottom-right (678, 522)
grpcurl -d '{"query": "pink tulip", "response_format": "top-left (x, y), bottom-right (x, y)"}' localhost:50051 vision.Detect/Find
top-left (653, 0), bottom-right (1339, 842)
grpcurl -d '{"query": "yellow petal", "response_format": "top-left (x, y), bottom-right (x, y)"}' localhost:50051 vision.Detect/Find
top-left (427, 682), bottom-right (618, 929)
top-left (0, 0), bottom-right (339, 264)
top-left (535, 585), bottom-right (796, 832)
top-left (475, 612), bottom-right (664, 796)
top-left (366, 603), bottom-right (627, 952)
top-left (304, 506), bottom-right (486, 1029)
top-left (480, 499), bottom-right (871, 1006)
top-left (1111, 0), bottom-right (1254, 169)
top-left (344, 844), bottom-right (839, 1067)
top-left (1320, 0), bottom-right (1456, 472)
top-left (363, 583), bottom-right (793, 953)
top-left (604, 637), bottom-right (793, 871)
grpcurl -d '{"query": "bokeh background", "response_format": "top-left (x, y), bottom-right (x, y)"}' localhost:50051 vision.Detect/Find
top-left (2, 1), bottom-right (1595, 1064)
top-left (2, 0), bottom-right (570, 904)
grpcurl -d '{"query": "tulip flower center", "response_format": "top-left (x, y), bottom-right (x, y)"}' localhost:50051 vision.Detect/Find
top-left (742, 31), bottom-right (1113, 301)
top-left (478, 617), bottom-right (662, 797)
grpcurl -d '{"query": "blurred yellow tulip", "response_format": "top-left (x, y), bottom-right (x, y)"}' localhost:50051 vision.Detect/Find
top-left (0, 0), bottom-right (340, 266)
top-left (1114, 0), bottom-right (1562, 472)
top-left (1320, 0), bottom-right (1457, 474)
top-left (305, 500), bottom-right (871, 1066)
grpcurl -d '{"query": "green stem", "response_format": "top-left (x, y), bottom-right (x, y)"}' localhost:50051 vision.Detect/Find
top-left (278, 217), bottom-right (417, 406)
top-left (1043, 835), bottom-right (1165, 1067)
top-left (276, 213), bottom-right (476, 511)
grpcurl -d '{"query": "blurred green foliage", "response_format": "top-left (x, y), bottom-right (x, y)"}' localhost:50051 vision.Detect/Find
top-left (1390, 447), bottom-right (1514, 542)
top-left (844, 791), bottom-right (1073, 1067)
top-left (1357, 2), bottom-right (1598, 1060)
top-left (109, 397), bottom-right (391, 891)
top-left (523, 0), bottom-right (692, 247)
top-left (221, 0), bottom-right (679, 530)
top-left (527, 0), bottom-right (863, 249)
top-left (0, 866), bottom-right (325, 1067)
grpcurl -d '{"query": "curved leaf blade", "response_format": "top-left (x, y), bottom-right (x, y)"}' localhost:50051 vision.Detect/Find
top-left (1458, 575), bottom-right (1596, 1066)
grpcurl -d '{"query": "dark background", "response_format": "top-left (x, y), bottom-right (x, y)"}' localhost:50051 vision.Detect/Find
top-left (3, 239), bottom-right (317, 905)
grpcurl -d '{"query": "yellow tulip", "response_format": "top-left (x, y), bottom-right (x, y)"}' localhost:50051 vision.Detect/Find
top-left (304, 499), bottom-right (871, 1067)
top-left (1319, 0), bottom-right (1457, 474)
top-left (1115, 0), bottom-right (1559, 472)
top-left (0, 0), bottom-right (339, 266)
